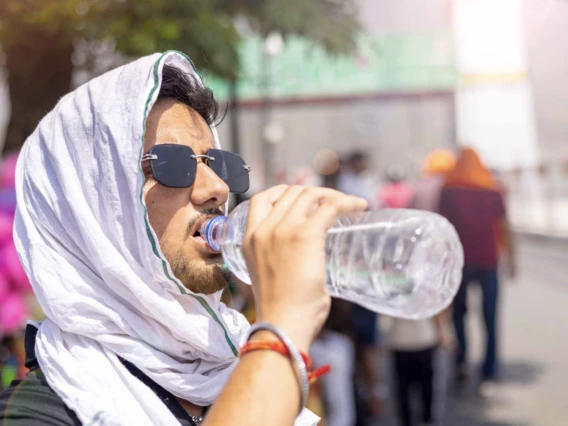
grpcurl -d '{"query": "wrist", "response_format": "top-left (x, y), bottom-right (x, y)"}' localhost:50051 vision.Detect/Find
top-left (244, 321), bottom-right (312, 412)
top-left (252, 318), bottom-right (314, 353)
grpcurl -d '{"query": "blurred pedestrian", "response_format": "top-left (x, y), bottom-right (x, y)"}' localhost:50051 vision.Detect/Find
top-left (337, 151), bottom-right (379, 202)
top-left (389, 312), bottom-right (454, 426)
top-left (338, 151), bottom-right (384, 424)
top-left (311, 300), bottom-right (357, 426)
top-left (439, 147), bottom-right (517, 392)
top-left (0, 153), bottom-right (41, 390)
top-left (386, 152), bottom-right (455, 426)
top-left (377, 164), bottom-right (414, 209)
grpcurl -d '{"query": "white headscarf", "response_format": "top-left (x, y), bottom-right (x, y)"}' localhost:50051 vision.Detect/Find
top-left (14, 51), bottom-right (317, 426)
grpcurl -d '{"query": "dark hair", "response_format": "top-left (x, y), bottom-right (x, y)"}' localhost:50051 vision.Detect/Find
top-left (158, 65), bottom-right (225, 126)
top-left (348, 151), bottom-right (367, 165)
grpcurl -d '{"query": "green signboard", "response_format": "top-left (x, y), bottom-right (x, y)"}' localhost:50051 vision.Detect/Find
top-left (204, 31), bottom-right (456, 100)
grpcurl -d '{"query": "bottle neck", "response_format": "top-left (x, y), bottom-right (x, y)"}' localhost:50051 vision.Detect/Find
top-left (200, 216), bottom-right (227, 252)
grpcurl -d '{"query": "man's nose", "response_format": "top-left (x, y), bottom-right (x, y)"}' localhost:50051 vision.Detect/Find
top-left (190, 162), bottom-right (229, 208)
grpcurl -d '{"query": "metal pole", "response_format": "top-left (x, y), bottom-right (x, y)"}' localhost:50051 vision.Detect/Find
top-left (259, 46), bottom-right (274, 189)
top-left (229, 78), bottom-right (241, 156)
top-left (228, 77), bottom-right (247, 205)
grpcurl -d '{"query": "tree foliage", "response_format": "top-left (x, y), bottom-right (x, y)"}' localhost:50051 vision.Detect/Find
top-left (0, 0), bottom-right (360, 152)
top-left (1, 0), bottom-right (359, 78)
top-left (227, 0), bottom-right (360, 53)
top-left (0, 0), bottom-right (241, 79)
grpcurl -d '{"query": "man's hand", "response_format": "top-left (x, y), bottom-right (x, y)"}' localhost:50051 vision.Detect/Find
top-left (242, 185), bottom-right (368, 351)
top-left (205, 186), bottom-right (366, 426)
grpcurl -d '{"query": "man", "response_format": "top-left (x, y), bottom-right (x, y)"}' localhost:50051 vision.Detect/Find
top-left (0, 52), bottom-right (366, 425)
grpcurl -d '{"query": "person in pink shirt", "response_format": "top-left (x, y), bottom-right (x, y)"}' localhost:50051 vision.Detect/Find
top-left (0, 153), bottom-right (36, 388)
top-left (377, 165), bottom-right (414, 209)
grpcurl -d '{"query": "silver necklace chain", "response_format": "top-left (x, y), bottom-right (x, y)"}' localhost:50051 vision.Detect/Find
top-left (191, 415), bottom-right (204, 424)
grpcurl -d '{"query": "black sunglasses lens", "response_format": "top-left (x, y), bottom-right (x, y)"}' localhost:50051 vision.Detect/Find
top-left (149, 145), bottom-right (196, 188)
top-left (207, 149), bottom-right (250, 193)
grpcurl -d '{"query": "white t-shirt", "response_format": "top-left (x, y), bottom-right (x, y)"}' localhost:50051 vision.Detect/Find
top-left (389, 318), bottom-right (438, 351)
top-left (337, 171), bottom-right (379, 202)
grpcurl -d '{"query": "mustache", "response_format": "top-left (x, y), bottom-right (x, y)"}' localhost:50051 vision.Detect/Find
top-left (186, 208), bottom-right (224, 239)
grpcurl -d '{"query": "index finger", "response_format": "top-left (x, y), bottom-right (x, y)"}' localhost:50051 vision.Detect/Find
top-left (245, 185), bottom-right (289, 237)
top-left (303, 194), bottom-right (368, 234)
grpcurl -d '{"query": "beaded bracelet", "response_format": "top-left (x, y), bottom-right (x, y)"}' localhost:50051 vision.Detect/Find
top-left (240, 340), bottom-right (330, 384)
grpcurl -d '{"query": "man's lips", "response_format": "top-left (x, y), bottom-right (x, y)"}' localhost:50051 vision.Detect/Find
top-left (190, 215), bottom-right (216, 238)
top-left (189, 215), bottom-right (222, 254)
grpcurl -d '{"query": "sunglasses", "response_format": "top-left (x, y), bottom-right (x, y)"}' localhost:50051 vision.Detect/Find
top-left (142, 144), bottom-right (251, 193)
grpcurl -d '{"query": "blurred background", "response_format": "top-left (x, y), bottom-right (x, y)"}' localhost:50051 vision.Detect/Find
top-left (0, 0), bottom-right (567, 425)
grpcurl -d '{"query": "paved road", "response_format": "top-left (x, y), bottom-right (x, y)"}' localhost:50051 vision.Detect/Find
top-left (381, 234), bottom-right (568, 426)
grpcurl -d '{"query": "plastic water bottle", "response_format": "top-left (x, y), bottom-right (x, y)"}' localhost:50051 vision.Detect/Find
top-left (201, 201), bottom-right (464, 319)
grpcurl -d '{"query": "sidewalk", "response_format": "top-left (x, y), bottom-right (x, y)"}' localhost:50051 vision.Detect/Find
top-left (379, 234), bottom-right (568, 426)
top-left (508, 195), bottom-right (568, 240)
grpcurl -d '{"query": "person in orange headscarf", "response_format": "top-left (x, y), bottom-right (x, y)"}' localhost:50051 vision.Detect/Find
top-left (439, 147), bottom-right (516, 393)
top-left (444, 147), bottom-right (495, 189)
top-left (411, 149), bottom-right (457, 212)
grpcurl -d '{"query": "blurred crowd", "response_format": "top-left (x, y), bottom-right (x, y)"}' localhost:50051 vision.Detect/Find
top-left (266, 146), bottom-right (515, 426)
top-left (0, 145), bottom-right (515, 426)
top-left (0, 154), bottom-right (43, 389)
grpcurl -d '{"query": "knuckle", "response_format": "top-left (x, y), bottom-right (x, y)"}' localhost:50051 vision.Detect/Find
top-left (276, 199), bottom-right (291, 210)
top-left (272, 184), bottom-right (290, 197)
top-left (286, 185), bottom-right (305, 198)
top-left (249, 191), bottom-right (265, 205)
top-left (303, 186), bottom-right (319, 197)
top-left (290, 232), bottom-right (308, 245)
top-left (289, 228), bottom-right (311, 243)
top-left (320, 198), bottom-right (338, 210)
top-left (247, 195), bottom-right (261, 211)
top-left (251, 228), bottom-right (270, 247)
top-left (299, 186), bottom-right (320, 202)
top-left (272, 226), bottom-right (291, 242)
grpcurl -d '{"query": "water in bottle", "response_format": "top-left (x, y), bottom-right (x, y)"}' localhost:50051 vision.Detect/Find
top-left (200, 201), bottom-right (464, 319)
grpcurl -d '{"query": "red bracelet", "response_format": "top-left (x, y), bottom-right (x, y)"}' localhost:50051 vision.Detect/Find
top-left (240, 340), bottom-right (331, 383)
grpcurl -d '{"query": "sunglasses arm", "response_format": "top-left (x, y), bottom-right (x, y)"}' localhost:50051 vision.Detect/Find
top-left (191, 154), bottom-right (216, 161)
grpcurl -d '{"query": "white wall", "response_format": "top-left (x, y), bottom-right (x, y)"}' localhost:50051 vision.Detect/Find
top-left (360, 0), bottom-right (450, 33)
top-left (217, 96), bottom-right (455, 192)
top-left (453, 0), bottom-right (540, 170)
top-left (523, 0), bottom-right (568, 163)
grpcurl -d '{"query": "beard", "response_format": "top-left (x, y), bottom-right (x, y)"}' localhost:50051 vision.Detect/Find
top-left (168, 251), bottom-right (230, 294)
top-left (160, 207), bottom-right (230, 294)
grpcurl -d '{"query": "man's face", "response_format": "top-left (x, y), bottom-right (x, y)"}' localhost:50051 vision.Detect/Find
top-left (143, 99), bottom-right (230, 294)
